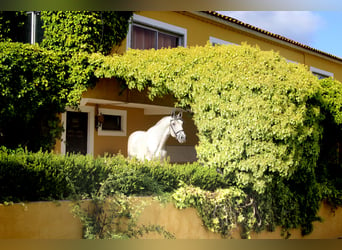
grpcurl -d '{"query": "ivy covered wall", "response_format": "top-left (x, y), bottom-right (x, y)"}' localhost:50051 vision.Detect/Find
top-left (89, 43), bottom-right (342, 237)
top-left (1, 11), bottom-right (342, 238)
top-left (0, 11), bottom-right (132, 151)
top-left (40, 11), bottom-right (132, 55)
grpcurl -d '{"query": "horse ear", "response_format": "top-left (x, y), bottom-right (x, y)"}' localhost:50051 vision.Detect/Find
top-left (171, 110), bottom-right (176, 118)
top-left (177, 111), bottom-right (183, 119)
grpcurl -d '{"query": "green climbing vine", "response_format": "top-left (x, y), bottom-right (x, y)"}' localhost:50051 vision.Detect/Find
top-left (70, 173), bottom-right (175, 239)
top-left (2, 10), bottom-right (342, 237)
top-left (0, 11), bottom-right (132, 151)
top-left (89, 43), bottom-right (342, 237)
top-left (40, 11), bottom-right (133, 55)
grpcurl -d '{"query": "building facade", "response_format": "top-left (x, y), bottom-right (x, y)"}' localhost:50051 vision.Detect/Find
top-left (53, 11), bottom-right (342, 162)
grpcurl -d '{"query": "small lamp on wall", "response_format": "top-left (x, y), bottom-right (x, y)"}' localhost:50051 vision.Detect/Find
top-left (95, 104), bottom-right (104, 131)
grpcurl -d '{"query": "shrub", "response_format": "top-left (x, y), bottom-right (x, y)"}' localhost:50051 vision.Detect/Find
top-left (0, 11), bottom-right (27, 42)
top-left (0, 148), bottom-right (69, 201)
top-left (89, 43), bottom-right (342, 236)
top-left (315, 77), bottom-right (342, 207)
top-left (0, 148), bottom-right (226, 203)
top-left (0, 42), bottom-right (69, 151)
top-left (0, 11), bottom-right (132, 151)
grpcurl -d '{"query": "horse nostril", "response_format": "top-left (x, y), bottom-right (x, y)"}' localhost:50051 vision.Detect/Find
top-left (179, 133), bottom-right (186, 143)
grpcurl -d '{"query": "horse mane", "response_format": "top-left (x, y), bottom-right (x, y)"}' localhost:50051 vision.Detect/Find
top-left (155, 116), bottom-right (171, 126)
top-left (147, 116), bottom-right (171, 132)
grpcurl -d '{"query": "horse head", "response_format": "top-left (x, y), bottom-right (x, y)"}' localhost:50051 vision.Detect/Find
top-left (170, 111), bottom-right (186, 143)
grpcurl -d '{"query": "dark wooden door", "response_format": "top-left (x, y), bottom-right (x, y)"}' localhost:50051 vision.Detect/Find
top-left (66, 111), bottom-right (88, 155)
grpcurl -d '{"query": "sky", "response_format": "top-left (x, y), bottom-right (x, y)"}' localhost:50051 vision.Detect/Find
top-left (217, 11), bottom-right (342, 59)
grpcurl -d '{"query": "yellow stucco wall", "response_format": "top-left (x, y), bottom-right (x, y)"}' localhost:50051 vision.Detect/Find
top-left (1, 199), bottom-right (341, 239)
top-left (0, 201), bottom-right (83, 239)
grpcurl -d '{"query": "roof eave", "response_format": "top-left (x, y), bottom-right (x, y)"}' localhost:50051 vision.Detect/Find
top-left (189, 11), bottom-right (342, 64)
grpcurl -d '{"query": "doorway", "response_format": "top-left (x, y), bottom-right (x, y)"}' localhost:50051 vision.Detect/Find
top-left (61, 106), bottom-right (94, 156)
top-left (65, 111), bottom-right (88, 155)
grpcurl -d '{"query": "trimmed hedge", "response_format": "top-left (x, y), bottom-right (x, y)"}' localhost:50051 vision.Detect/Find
top-left (0, 147), bottom-right (226, 203)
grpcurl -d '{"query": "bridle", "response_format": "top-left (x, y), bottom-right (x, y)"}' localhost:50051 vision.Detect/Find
top-left (170, 117), bottom-right (184, 137)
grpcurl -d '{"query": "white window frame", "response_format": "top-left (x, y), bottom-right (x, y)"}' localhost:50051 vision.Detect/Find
top-left (26, 11), bottom-right (43, 44)
top-left (127, 14), bottom-right (187, 49)
top-left (286, 59), bottom-right (298, 64)
top-left (97, 108), bottom-right (127, 137)
top-left (209, 36), bottom-right (236, 46)
top-left (27, 11), bottom-right (38, 44)
top-left (310, 66), bottom-right (334, 79)
top-left (61, 106), bottom-right (95, 156)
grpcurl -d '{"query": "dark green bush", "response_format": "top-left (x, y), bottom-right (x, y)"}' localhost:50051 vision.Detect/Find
top-left (0, 147), bottom-right (226, 203)
top-left (0, 42), bottom-right (69, 151)
top-left (0, 11), bottom-right (27, 42)
top-left (0, 148), bottom-right (69, 201)
top-left (315, 77), bottom-right (342, 207)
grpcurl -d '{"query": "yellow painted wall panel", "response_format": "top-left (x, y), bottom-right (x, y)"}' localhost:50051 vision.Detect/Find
top-left (1, 199), bottom-right (342, 239)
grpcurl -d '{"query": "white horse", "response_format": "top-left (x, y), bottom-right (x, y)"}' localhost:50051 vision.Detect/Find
top-left (127, 111), bottom-right (186, 161)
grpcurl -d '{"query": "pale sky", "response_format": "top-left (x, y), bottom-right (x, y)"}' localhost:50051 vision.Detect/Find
top-left (218, 11), bottom-right (342, 59)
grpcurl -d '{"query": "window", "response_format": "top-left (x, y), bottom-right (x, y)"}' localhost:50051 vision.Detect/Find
top-left (98, 108), bottom-right (127, 136)
top-left (101, 114), bottom-right (121, 131)
top-left (127, 14), bottom-right (187, 50)
top-left (132, 24), bottom-right (181, 50)
top-left (310, 66), bottom-right (334, 79)
top-left (26, 11), bottom-right (44, 44)
top-left (209, 36), bottom-right (236, 46)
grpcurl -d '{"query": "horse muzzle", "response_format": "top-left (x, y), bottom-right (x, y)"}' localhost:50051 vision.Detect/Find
top-left (177, 131), bottom-right (186, 143)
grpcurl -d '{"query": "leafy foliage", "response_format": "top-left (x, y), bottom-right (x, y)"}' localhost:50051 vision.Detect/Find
top-left (315, 77), bottom-right (342, 207)
top-left (0, 11), bottom-right (27, 42)
top-left (40, 11), bottom-right (133, 55)
top-left (0, 11), bottom-right (131, 151)
top-left (91, 44), bottom-right (323, 191)
top-left (0, 147), bottom-right (226, 203)
top-left (0, 42), bottom-right (68, 150)
top-left (173, 185), bottom-right (252, 238)
top-left (71, 177), bottom-right (175, 239)
top-left (0, 42), bottom-right (101, 150)
top-left (89, 43), bottom-right (342, 237)
top-left (319, 77), bottom-right (342, 125)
